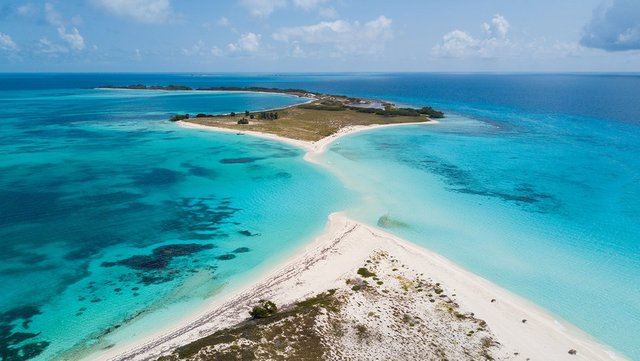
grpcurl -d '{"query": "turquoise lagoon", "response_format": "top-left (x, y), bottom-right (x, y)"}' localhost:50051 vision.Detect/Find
top-left (319, 112), bottom-right (640, 359)
top-left (0, 87), bottom-right (349, 360)
top-left (1, 73), bottom-right (639, 360)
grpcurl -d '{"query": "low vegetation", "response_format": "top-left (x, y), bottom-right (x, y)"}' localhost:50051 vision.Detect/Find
top-left (249, 300), bottom-right (278, 319)
top-left (357, 267), bottom-right (376, 278)
top-left (351, 105), bottom-right (444, 118)
top-left (156, 253), bottom-right (506, 361)
top-left (161, 291), bottom-right (341, 361)
top-left (169, 114), bottom-right (190, 122)
top-left (300, 99), bottom-right (444, 118)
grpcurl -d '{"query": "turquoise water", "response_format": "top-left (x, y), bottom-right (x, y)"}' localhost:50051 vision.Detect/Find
top-left (1, 73), bottom-right (639, 360)
top-left (320, 111), bottom-right (640, 359)
top-left (0, 87), bottom-right (349, 360)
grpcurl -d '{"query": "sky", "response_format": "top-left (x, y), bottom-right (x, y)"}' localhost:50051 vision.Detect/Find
top-left (0, 0), bottom-right (639, 72)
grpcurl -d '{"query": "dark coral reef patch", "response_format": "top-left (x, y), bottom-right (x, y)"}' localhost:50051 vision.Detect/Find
top-left (219, 157), bottom-right (264, 164)
top-left (0, 306), bottom-right (50, 361)
top-left (102, 243), bottom-right (214, 271)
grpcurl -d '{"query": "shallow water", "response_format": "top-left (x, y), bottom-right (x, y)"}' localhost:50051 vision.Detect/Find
top-left (0, 86), bottom-right (349, 360)
top-left (1, 73), bottom-right (639, 360)
top-left (319, 111), bottom-right (640, 359)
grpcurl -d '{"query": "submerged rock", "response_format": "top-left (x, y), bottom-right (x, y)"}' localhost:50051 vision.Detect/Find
top-left (0, 307), bottom-right (50, 361)
top-left (376, 214), bottom-right (409, 229)
top-left (219, 157), bottom-right (263, 164)
top-left (0, 306), bottom-right (42, 324)
top-left (102, 243), bottom-right (214, 271)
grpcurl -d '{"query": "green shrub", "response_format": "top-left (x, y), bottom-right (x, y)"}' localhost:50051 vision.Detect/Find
top-left (249, 300), bottom-right (278, 319)
top-left (418, 106), bottom-right (445, 118)
top-left (258, 112), bottom-right (279, 120)
top-left (169, 114), bottom-right (189, 122)
top-left (350, 105), bottom-right (444, 118)
top-left (355, 324), bottom-right (368, 338)
top-left (357, 267), bottom-right (376, 278)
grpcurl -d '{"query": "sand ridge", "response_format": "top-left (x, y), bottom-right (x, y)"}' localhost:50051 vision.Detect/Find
top-left (97, 213), bottom-right (625, 361)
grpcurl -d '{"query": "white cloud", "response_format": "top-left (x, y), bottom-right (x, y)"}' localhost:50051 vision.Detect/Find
top-left (433, 14), bottom-right (513, 58)
top-left (211, 46), bottom-right (223, 57)
top-left (292, 0), bottom-right (329, 10)
top-left (525, 39), bottom-right (585, 58)
top-left (617, 27), bottom-right (640, 46)
top-left (38, 37), bottom-right (68, 54)
top-left (217, 17), bottom-right (230, 27)
top-left (433, 14), bottom-right (589, 61)
top-left (581, 0), bottom-right (640, 51)
top-left (44, 2), bottom-right (63, 26)
top-left (273, 15), bottom-right (393, 56)
top-left (551, 41), bottom-right (585, 57)
top-left (183, 41), bottom-right (225, 58)
top-left (367, 15), bottom-right (393, 39)
top-left (239, 0), bottom-right (335, 17)
top-left (182, 40), bottom-right (206, 56)
top-left (91, 0), bottom-right (172, 24)
top-left (241, 0), bottom-right (286, 17)
top-left (433, 30), bottom-right (476, 58)
top-left (228, 32), bottom-right (262, 53)
top-left (57, 26), bottom-right (85, 51)
top-left (273, 20), bottom-right (348, 42)
top-left (0, 32), bottom-right (17, 51)
top-left (319, 7), bottom-right (337, 18)
top-left (71, 15), bottom-right (84, 26)
top-left (182, 38), bottom-right (255, 58)
top-left (291, 43), bottom-right (306, 57)
top-left (43, 3), bottom-right (85, 52)
top-left (17, 3), bottom-right (37, 16)
top-left (483, 14), bottom-right (510, 39)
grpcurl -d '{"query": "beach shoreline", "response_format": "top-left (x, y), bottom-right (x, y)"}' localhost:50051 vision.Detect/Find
top-left (89, 120), bottom-right (631, 361)
top-left (95, 211), bottom-right (627, 361)
top-left (176, 119), bottom-right (437, 159)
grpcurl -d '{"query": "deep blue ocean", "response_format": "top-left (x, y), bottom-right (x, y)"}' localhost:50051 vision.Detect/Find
top-left (0, 73), bottom-right (639, 360)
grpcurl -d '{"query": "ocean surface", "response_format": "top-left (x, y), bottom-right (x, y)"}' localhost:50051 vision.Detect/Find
top-left (0, 73), bottom-right (639, 360)
top-left (0, 81), bottom-right (350, 360)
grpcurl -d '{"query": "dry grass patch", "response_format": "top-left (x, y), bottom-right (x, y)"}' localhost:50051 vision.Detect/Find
top-left (185, 105), bottom-right (429, 142)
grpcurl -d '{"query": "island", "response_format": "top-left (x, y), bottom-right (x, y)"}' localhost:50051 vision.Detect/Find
top-left (92, 85), bottom-right (622, 361)
top-left (98, 85), bottom-right (444, 142)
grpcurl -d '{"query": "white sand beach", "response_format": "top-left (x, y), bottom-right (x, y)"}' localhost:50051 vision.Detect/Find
top-left (92, 121), bottom-right (627, 361)
top-left (176, 119), bottom-right (436, 158)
